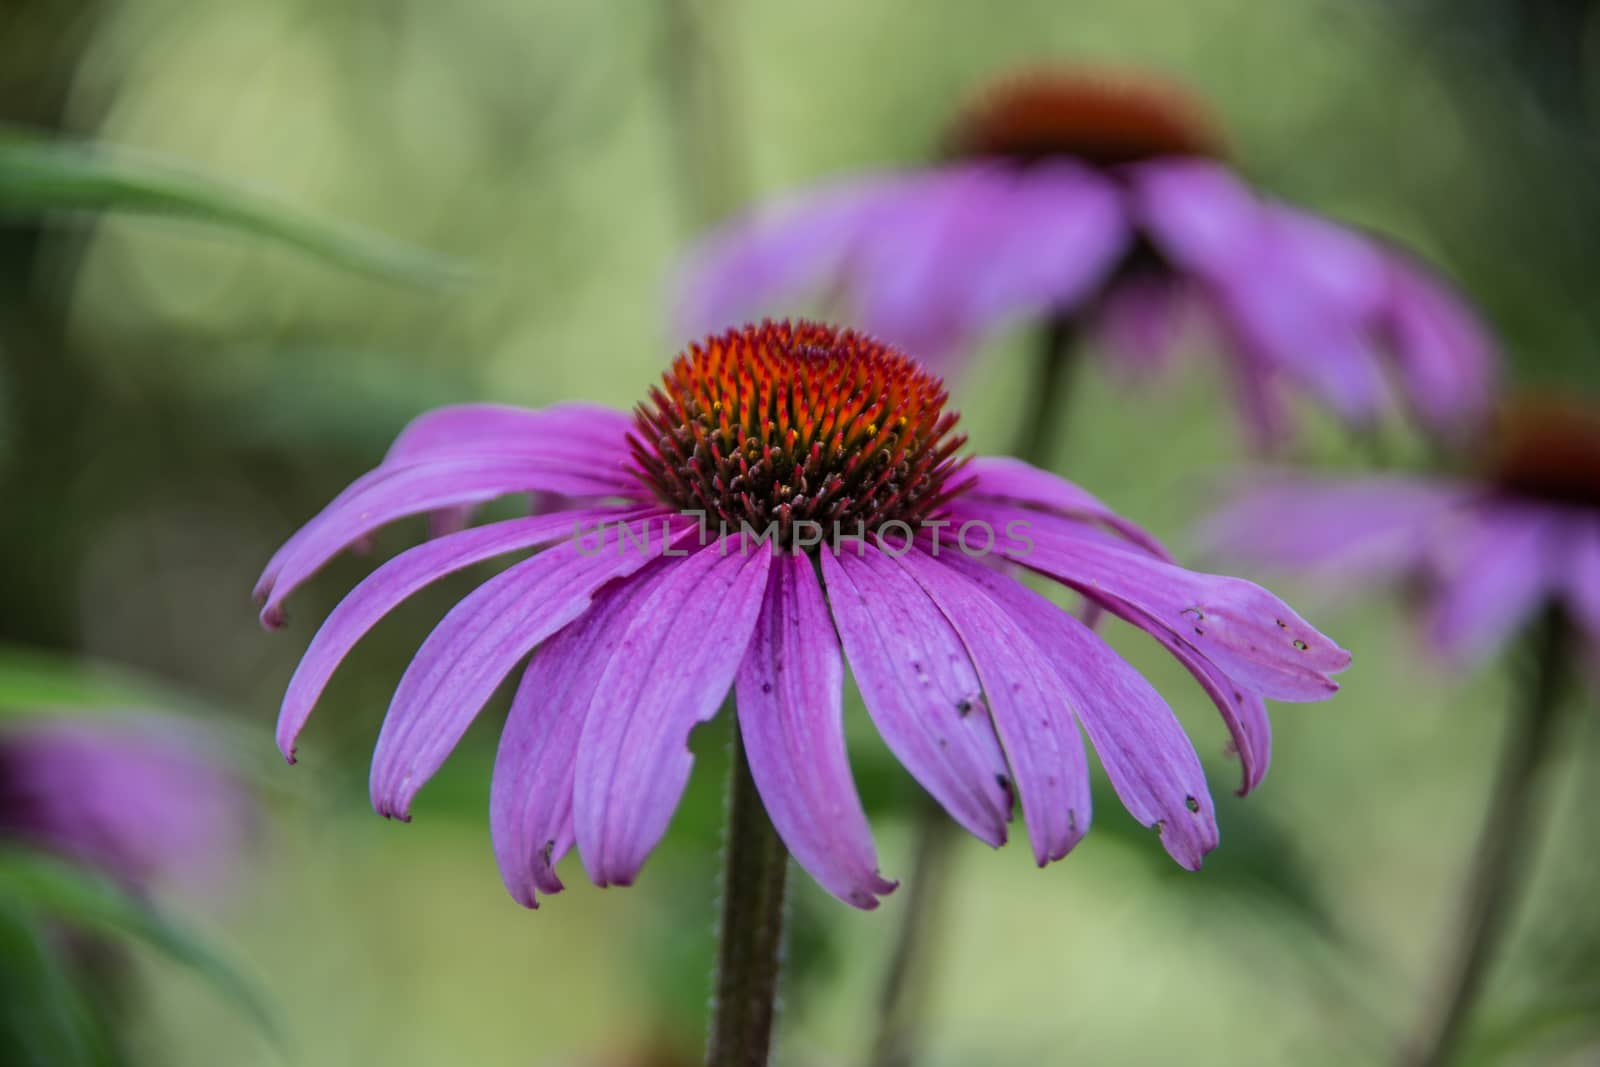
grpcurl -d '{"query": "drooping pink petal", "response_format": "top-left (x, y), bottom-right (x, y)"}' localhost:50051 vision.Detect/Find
top-left (574, 537), bottom-right (774, 887)
top-left (1085, 589), bottom-right (1273, 796)
top-left (1428, 502), bottom-right (1561, 667)
top-left (964, 455), bottom-right (1170, 559)
top-left (1380, 253), bottom-right (1498, 435)
top-left (675, 175), bottom-right (907, 339)
top-left (819, 545), bottom-right (1013, 847)
top-left (368, 515), bottom-right (695, 820)
top-left (276, 507), bottom-right (643, 762)
top-left (848, 169), bottom-right (996, 363)
top-left (735, 551), bottom-right (896, 909)
top-left (1211, 208), bottom-right (1393, 425)
top-left (490, 565), bottom-right (674, 908)
top-left (1197, 474), bottom-right (1470, 588)
top-left (958, 561), bottom-right (1217, 868)
top-left (256, 457), bottom-right (642, 621)
top-left (894, 547), bottom-right (1092, 866)
top-left (382, 403), bottom-right (639, 473)
top-left (954, 162), bottom-right (1128, 333)
top-left (954, 500), bottom-right (1351, 701)
top-left (1133, 158), bottom-right (1262, 278)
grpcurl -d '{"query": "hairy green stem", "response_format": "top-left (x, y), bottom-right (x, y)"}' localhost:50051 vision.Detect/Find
top-left (1401, 606), bottom-right (1572, 1066)
top-left (706, 723), bottom-right (790, 1067)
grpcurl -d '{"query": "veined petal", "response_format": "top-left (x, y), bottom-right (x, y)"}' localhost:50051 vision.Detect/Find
top-left (574, 537), bottom-right (773, 887)
top-left (736, 551), bottom-right (895, 909)
top-left (1086, 590), bottom-right (1273, 796)
top-left (958, 561), bottom-right (1217, 869)
top-left (276, 507), bottom-right (643, 762)
top-left (1428, 503), bottom-right (1561, 667)
top-left (676, 175), bottom-right (906, 339)
top-left (369, 515), bottom-right (694, 820)
top-left (490, 567), bottom-right (671, 908)
top-left (820, 545), bottom-right (1013, 847)
top-left (256, 457), bottom-right (640, 620)
top-left (383, 402), bottom-right (639, 473)
top-left (964, 456), bottom-right (1170, 559)
top-left (1094, 272), bottom-right (1192, 376)
top-left (953, 500), bottom-right (1351, 701)
top-left (895, 547), bottom-right (1091, 866)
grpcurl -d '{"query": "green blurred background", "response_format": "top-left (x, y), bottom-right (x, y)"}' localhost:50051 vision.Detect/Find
top-left (3, 0), bottom-right (1599, 1064)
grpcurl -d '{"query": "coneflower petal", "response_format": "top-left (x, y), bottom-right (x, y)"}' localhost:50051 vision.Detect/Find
top-left (964, 455), bottom-right (1170, 558)
top-left (896, 547), bottom-right (1092, 867)
top-left (1428, 503), bottom-right (1561, 666)
top-left (490, 566), bottom-right (673, 909)
top-left (382, 402), bottom-right (639, 470)
top-left (957, 501), bottom-right (1351, 699)
top-left (1084, 590), bottom-right (1273, 796)
top-left (369, 515), bottom-right (694, 820)
top-left (574, 537), bottom-right (773, 888)
top-left (736, 551), bottom-right (896, 909)
top-left (820, 545), bottom-right (1014, 847)
top-left (962, 562), bottom-right (1217, 869)
top-left (256, 457), bottom-right (641, 618)
top-left (276, 507), bottom-right (641, 762)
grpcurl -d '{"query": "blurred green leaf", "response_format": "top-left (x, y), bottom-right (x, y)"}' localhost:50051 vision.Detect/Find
top-left (0, 131), bottom-right (469, 286)
top-left (0, 897), bottom-right (112, 1067)
top-left (0, 847), bottom-right (282, 1050)
top-left (0, 643), bottom-right (180, 717)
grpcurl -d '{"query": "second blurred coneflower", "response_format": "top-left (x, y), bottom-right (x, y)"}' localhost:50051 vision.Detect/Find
top-left (677, 66), bottom-right (1498, 451)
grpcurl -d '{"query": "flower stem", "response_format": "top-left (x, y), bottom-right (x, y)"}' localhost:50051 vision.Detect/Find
top-left (1401, 606), bottom-right (1572, 1067)
top-left (868, 316), bottom-right (1080, 1067)
top-left (706, 722), bottom-right (790, 1067)
top-left (1012, 316), bottom-right (1081, 468)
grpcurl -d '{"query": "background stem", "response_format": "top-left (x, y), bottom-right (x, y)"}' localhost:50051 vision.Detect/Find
top-left (868, 317), bottom-right (1080, 1067)
top-left (706, 722), bottom-right (790, 1067)
top-left (1401, 606), bottom-right (1572, 1066)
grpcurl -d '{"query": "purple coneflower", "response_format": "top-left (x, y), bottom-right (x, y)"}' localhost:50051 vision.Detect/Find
top-left (1203, 395), bottom-right (1597, 1067)
top-left (260, 320), bottom-right (1348, 913)
top-left (1201, 396), bottom-right (1600, 669)
top-left (676, 68), bottom-right (1496, 449)
top-left (0, 716), bottom-right (253, 894)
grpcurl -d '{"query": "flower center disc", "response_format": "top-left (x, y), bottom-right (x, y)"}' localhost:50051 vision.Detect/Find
top-left (945, 67), bottom-right (1226, 168)
top-left (1486, 396), bottom-right (1600, 510)
top-left (632, 322), bottom-right (971, 549)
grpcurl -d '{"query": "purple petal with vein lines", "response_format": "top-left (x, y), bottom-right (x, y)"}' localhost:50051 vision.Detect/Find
top-left (574, 538), bottom-right (774, 886)
top-left (276, 506), bottom-right (643, 761)
top-left (368, 515), bottom-right (694, 820)
top-left (961, 562), bottom-right (1217, 868)
top-left (257, 458), bottom-right (636, 623)
top-left (965, 456), bottom-right (1170, 558)
top-left (383, 403), bottom-right (637, 469)
top-left (736, 551), bottom-right (895, 909)
top-left (820, 545), bottom-right (1013, 846)
top-left (1085, 589), bottom-right (1272, 796)
top-left (895, 548), bottom-right (1091, 866)
top-left (490, 567), bottom-right (670, 908)
top-left (952, 500), bottom-right (1350, 701)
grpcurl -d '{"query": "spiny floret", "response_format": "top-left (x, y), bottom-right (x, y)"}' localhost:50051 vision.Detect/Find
top-left (1486, 395), bottom-right (1600, 510)
top-left (945, 67), bottom-right (1226, 168)
top-left (631, 321), bottom-right (972, 548)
